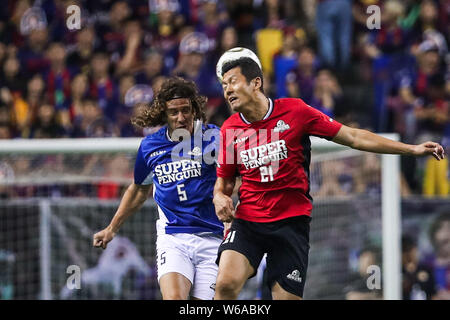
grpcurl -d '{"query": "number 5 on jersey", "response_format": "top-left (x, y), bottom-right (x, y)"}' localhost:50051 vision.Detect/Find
top-left (177, 184), bottom-right (187, 201)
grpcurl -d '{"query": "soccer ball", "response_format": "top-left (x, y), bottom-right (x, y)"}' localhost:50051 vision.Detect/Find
top-left (216, 47), bottom-right (262, 82)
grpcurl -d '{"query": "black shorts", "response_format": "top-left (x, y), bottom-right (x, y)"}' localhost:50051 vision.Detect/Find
top-left (216, 215), bottom-right (311, 298)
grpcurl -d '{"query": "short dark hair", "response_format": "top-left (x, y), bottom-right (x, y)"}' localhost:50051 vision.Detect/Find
top-left (92, 49), bottom-right (109, 59)
top-left (82, 97), bottom-right (98, 106)
top-left (359, 244), bottom-right (381, 263)
top-left (131, 77), bottom-right (207, 128)
top-left (221, 57), bottom-right (264, 93)
top-left (402, 234), bottom-right (417, 252)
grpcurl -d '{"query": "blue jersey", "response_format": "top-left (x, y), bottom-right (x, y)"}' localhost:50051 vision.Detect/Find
top-left (134, 121), bottom-right (223, 236)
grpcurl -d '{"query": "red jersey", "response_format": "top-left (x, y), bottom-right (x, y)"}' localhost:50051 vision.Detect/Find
top-left (217, 98), bottom-right (342, 222)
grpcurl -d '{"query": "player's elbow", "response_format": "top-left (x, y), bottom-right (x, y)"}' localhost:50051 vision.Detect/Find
top-left (334, 125), bottom-right (359, 149)
top-left (350, 128), bottom-right (380, 151)
top-left (349, 128), bottom-right (365, 150)
top-left (128, 183), bottom-right (151, 205)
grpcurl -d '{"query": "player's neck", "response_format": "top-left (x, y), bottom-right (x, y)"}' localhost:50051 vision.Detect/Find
top-left (240, 93), bottom-right (270, 123)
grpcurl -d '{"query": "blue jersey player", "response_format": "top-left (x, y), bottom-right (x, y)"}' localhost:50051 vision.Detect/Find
top-left (93, 77), bottom-right (223, 300)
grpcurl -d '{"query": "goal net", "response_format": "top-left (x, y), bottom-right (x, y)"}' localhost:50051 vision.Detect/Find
top-left (305, 144), bottom-right (385, 299)
top-left (0, 136), bottom-right (401, 300)
top-left (0, 138), bottom-right (161, 300)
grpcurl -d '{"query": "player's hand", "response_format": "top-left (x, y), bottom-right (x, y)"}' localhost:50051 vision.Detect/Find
top-left (93, 227), bottom-right (116, 249)
top-left (412, 141), bottom-right (445, 160)
top-left (213, 192), bottom-right (235, 223)
top-left (223, 222), bottom-right (232, 236)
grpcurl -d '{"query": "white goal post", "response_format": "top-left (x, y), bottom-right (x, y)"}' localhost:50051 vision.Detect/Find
top-left (312, 133), bottom-right (401, 300)
top-left (0, 134), bottom-right (401, 300)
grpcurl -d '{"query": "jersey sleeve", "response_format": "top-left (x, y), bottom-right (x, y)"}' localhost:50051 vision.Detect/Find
top-left (301, 101), bottom-right (342, 140)
top-left (216, 125), bottom-right (238, 178)
top-left (134, 143), bottom-right (153, 185)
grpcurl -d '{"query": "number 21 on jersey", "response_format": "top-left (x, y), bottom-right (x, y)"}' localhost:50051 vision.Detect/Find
top-left (259, 165), bottom-right (274, 182)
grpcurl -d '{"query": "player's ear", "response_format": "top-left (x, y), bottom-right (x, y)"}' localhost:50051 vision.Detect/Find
top-left (252, 77), bottom-right (262, 92)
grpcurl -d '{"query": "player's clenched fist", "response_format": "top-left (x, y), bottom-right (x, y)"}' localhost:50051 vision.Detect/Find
top-left (93, 228), bottom-right (116, 249)
top-left (411, 141), bottom-right (445, 160)
top-left (213, 193), bottom-right (235, 223)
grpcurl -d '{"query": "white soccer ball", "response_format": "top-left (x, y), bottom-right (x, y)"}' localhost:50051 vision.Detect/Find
top-left (216, 47), bottom-right (262, 82)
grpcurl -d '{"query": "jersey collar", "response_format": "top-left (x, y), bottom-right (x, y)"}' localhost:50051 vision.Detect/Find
top-left (239, 98), bottom-right (273, 125)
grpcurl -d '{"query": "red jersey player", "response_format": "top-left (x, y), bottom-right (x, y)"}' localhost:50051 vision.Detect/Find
top-left (213, 50), bottom-right (445, 300)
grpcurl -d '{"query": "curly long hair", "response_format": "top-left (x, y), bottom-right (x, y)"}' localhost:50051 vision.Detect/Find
top-left (131, 77), bottom-right (207, 128)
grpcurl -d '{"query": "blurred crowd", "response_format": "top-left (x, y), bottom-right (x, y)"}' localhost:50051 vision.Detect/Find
top-left (343, 213), bottom-right (450, 300)
top-left (0, 0), bottom-right (449, 195)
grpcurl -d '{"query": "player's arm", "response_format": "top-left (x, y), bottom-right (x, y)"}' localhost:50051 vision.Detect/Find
top-left (332, 125), bottom-right (445, 160)
top-left (213, 176), bottom-right (236, 223)
top-left (93, 183), bottom-right (152, 249)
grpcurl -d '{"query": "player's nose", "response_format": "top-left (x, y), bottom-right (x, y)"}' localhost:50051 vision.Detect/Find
top-left (225, 85), bottom-right (233, 97)
top-left (176, 111), bottom-right (186, 123)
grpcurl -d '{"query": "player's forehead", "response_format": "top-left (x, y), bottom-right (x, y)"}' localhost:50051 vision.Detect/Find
top-left (166, 98), bottom-right (191, 110)
top-left (222, 66), bottom-right (245, 84)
